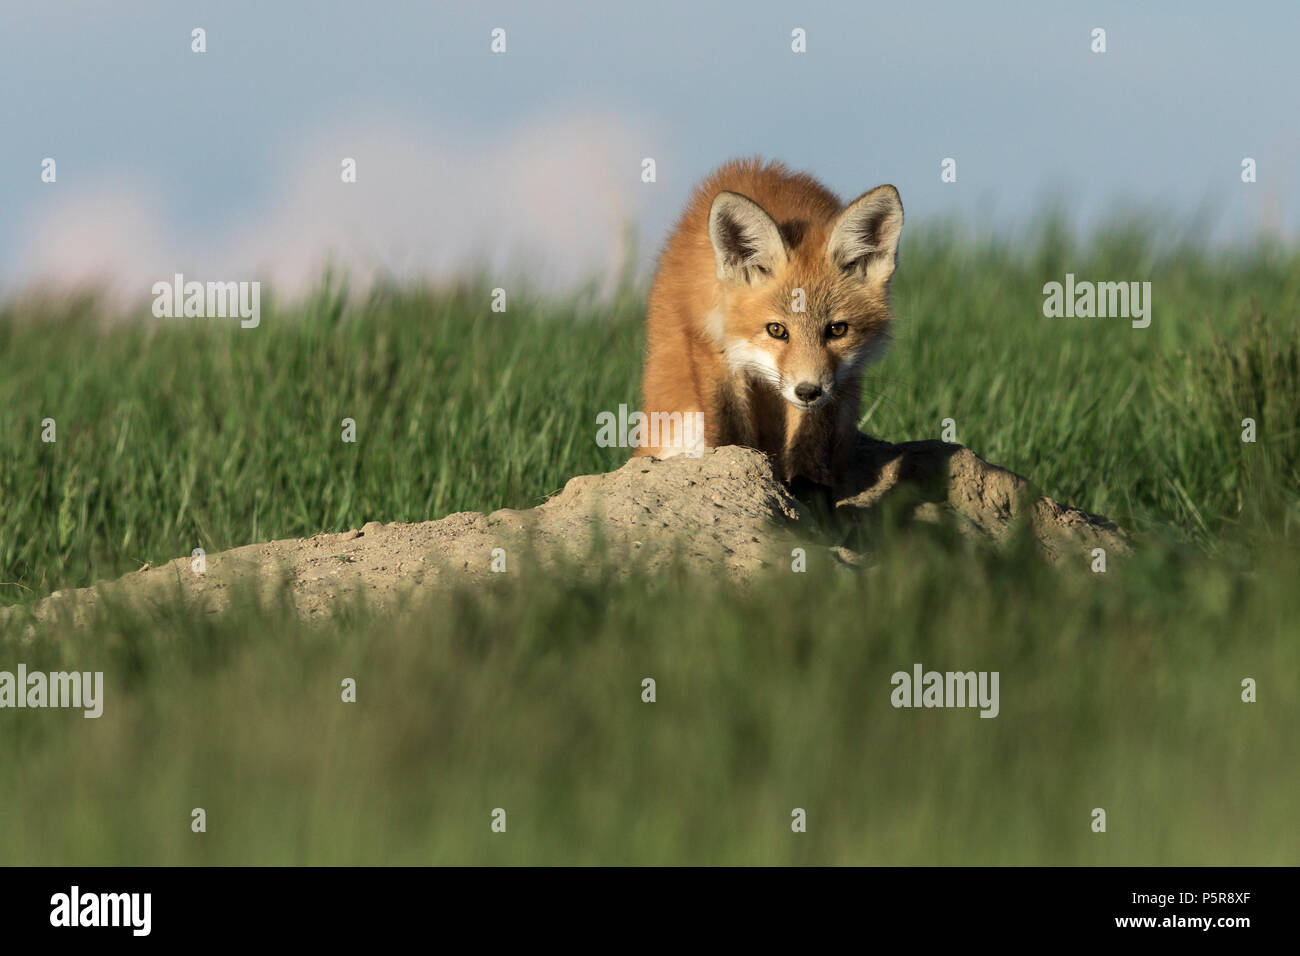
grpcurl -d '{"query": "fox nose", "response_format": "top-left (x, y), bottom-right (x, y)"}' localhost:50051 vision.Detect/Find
top-left (794, 382), bottom-right (823, 403)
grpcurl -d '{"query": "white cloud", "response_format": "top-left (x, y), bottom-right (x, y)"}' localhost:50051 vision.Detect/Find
top-left (12, 110), bottom-right (661, 302)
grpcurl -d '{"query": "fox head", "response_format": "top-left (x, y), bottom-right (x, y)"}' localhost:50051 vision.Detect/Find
top-left (706, 184), bottom-right (903, 410)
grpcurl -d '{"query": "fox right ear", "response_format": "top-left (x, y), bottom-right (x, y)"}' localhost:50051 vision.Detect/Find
top-left (826, 185), bottom-right (904, 286)
top-left (708, 191), bottom-right (787, 285)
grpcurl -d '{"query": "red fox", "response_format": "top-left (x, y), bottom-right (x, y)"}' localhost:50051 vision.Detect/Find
top-left (636, 158), bottom-right (903, 488)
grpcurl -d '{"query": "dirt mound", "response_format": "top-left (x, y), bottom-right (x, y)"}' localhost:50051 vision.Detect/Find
top-left (839, 437), bottom-right (1127, 560)
top-left (4, 438), bottom-right (1128, 629)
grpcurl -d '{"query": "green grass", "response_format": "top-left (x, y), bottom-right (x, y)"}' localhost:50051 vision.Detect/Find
top-left (1, 223), bottom-right (1298, 864)
top-left (1, 540), bottom-right (1296, 865)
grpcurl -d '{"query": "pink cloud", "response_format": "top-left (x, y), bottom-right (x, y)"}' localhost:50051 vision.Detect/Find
top-left (13, 110), bottom-right (666, 303)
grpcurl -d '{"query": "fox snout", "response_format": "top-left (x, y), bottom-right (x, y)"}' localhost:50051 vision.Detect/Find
top-left (783, 373), bottom-right (834, 410)
top-left (794, 382), bottom-right (822, 402)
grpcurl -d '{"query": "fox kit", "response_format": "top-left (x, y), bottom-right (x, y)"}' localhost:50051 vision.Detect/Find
top-left (636, 158), bottom-right (903, 487)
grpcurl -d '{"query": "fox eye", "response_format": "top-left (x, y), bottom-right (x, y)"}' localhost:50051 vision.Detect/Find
top-left (828, 322), bottom-right (849, 338)
top-left (766, 322), bottom-right (788, 340)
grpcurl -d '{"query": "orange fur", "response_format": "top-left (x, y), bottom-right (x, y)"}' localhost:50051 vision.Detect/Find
top-left (637, 158), bottom-right (903, 485)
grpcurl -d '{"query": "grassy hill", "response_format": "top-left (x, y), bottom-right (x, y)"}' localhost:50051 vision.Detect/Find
top-left (1, 223), bottom-right (1297, 863)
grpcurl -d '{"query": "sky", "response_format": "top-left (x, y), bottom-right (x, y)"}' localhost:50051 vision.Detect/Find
top-left (1, 0), bottom-right (1297, 298)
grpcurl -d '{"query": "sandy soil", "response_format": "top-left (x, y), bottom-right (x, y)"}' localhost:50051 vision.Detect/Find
top-left (4, 437), bottom-right (1129, 630)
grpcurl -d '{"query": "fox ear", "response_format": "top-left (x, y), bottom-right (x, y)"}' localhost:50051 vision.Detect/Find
top-left (826, 185), bottom-right (903, 285)
top-left (708, 191), bottom-right (788, 285)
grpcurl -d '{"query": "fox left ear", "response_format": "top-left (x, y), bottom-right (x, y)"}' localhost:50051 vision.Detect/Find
top-left (826, 185), bottom-right (903, 285)
top-left (708, 191), bottom-right (788, 285)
